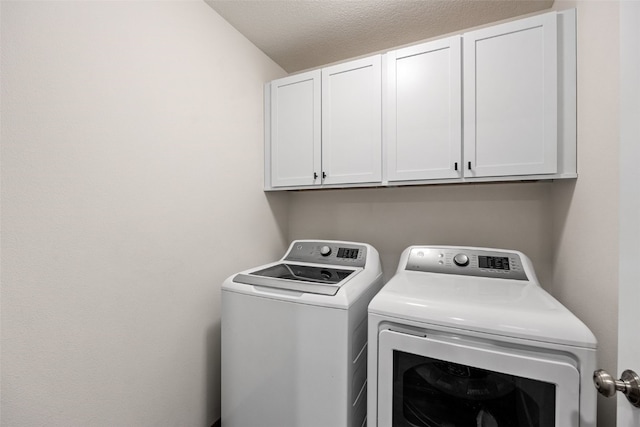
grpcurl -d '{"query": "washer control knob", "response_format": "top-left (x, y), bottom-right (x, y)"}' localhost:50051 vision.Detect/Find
top-left (320, 245), bottom-right (332, 257)
top-left (454, 253), bottom-right (470, 267)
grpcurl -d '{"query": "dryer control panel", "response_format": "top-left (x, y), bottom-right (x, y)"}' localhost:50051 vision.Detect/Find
top-left (284, 241), bottom-right (367, 267)
top-left (406, 247), bottom-right (528, 281)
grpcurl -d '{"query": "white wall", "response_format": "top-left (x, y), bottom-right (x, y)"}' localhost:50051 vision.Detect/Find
top-left (0, 1), bottom-right (287, 426)
top-left (288, 3), bottom-right (621, 426)
top-left (550, 2), bottom-right (620, 425)
top-left (289, 183), bottom-right (554, 283)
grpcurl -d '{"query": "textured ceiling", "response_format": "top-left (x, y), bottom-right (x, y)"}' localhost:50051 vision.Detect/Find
top-left (205, 0), bottom-right (554, 73)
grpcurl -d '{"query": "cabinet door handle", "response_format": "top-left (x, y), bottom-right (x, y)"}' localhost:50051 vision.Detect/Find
top-left (322, 172), bottom-right (327, 179)
top-left (454, 162), bottom-right (458, 171)
top-left (468, 161), bottom-right (472, 170)
top-left (314, 172), bottom-right (318, 180)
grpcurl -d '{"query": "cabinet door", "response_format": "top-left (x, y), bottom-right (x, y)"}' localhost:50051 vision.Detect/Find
top-left (270, 70), bottom-right (322, 188)
top-left (322, 56), bottom-right (382, 185)
top-left (464, 12), bottom-right (558, 178)
top-left (386, 37), bottom-right (462, 182)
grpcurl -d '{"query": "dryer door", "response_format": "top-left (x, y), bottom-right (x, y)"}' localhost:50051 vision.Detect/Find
top-left (377, 329), bottom-right (580, 427)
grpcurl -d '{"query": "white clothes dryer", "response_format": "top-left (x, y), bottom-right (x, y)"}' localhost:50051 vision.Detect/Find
top-left (368, 246), bottom-right (597, 427)
top-left (222, 240), bottom-right (383, 427)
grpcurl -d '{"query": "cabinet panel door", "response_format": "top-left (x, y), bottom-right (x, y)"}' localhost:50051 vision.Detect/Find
top-left (322, 56), bottom-right (382, 185)
top-left (386, 37), bottom-right (462, 182)
top-left (464, 12), bottom-right (557, 178)
top-left (270, 70), bottom-right (322, 188)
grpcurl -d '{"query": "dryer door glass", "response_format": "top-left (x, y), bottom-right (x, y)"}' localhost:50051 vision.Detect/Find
top-left (376, 329), bottom-right (580, 427)
top-left (394, 351), bottom-right (554, 426)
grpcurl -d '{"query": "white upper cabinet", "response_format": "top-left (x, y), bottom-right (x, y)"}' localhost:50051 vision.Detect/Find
top-left (463, 12), bottom-right (558, 178)
top-left (322, 56), bottom-right (382, 185)
top-left (264, 9), bottom-right (576, 191)
top-left (268, 70), bottom-right (321, 188)
top-left (265, 56), bottom-right (382, 190)
top-left (386, 37), bottom-right (462, 182)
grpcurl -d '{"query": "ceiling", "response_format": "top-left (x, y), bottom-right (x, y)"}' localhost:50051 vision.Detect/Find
top-left (205, 0), bottom-right (554, 73)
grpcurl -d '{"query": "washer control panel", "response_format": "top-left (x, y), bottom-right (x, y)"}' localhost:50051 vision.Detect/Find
top-left (284, 241), bottom-right (367, 267)
top-left (406, 247), bottom-right (528, 280)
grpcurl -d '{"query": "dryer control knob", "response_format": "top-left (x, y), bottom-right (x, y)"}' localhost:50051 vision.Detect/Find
top-left (454, 253), bottom-right (470, 267)
top-left (320, 246), bottom-right (332, 256)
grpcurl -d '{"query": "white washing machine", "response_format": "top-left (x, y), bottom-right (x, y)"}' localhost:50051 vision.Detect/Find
top-left (368, 246), bottom-right (598, 427)
top-left (222, 240), bottom-right (383, 427)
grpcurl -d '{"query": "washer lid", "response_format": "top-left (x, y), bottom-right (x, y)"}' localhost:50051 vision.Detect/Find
top-left (233, 263), bottom-right (358, 296)
top-left (369, 271), bottom-right (597, 349)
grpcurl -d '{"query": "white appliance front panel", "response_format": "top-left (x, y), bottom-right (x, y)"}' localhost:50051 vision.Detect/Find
top-left (222, 290), bottom-right (354, 427)
top-left (377, 329), bottom-right (580, 427)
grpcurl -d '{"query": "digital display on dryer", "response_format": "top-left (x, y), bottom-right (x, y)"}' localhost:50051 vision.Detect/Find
top-left (479, 256), bottom-right (510, 270)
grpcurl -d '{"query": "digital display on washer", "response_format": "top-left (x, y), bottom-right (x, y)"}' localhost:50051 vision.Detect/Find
top-left (337, 248), bottom-right (359, 259)
top-left (478, 256), bottom-right (510, 270)
top-left (251, 263), bottom-right (354, 284)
